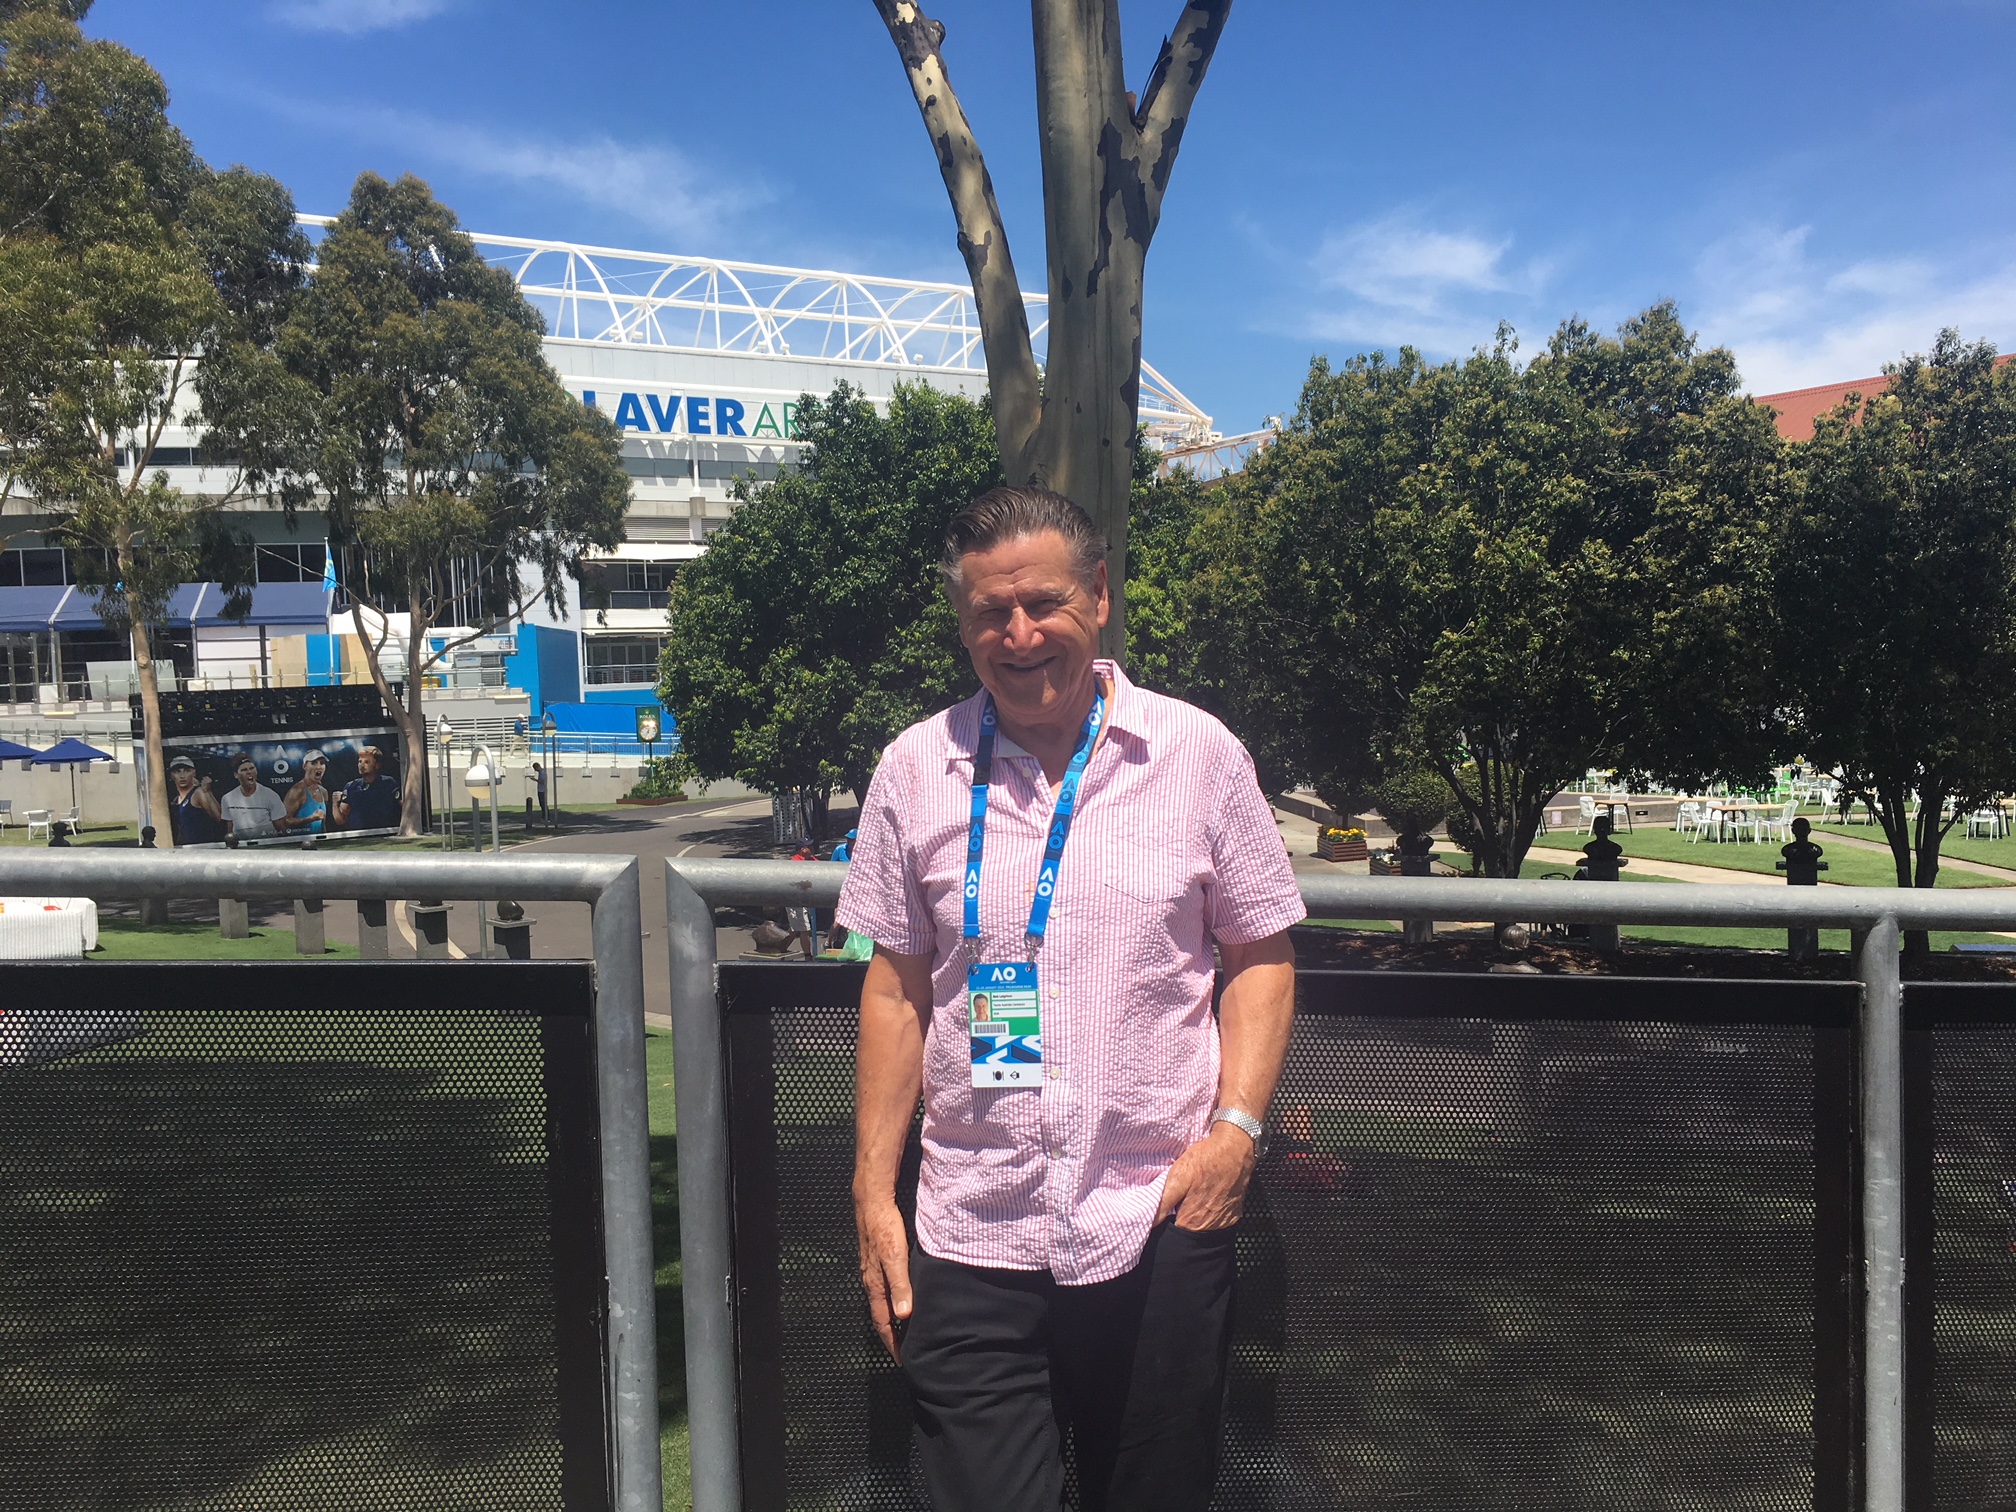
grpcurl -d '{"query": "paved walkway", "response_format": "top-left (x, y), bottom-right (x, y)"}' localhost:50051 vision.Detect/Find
top-left (1526, 845), bottom-right (1775, 886)
top-left (1808, 828), bottom-right (2016, 883)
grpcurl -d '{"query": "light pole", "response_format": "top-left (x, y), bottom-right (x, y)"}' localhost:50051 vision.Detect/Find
top-left (541, 710), bottom-right (560, 828)
top-left (435, 714), bottom-right (453, 850)
top-left (464, 745), bottom-right (501, 853)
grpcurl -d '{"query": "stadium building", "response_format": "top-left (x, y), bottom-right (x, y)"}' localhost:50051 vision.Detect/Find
top-left (0, 223), bottom-right (1215, 729)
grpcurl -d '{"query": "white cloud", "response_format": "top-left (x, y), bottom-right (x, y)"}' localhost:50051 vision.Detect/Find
top-left (1294, 211), bottom-right (1559, 357)
top-left (272, 0), bottom-right (458, 35)
top-left (266, 98), bottom-right (764, 247)
top-left (1690, 223), bottom-right (2016, 393)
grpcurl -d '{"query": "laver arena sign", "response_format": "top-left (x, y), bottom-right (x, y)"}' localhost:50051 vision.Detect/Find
top-left (581, 390), bottom-right (800, 440)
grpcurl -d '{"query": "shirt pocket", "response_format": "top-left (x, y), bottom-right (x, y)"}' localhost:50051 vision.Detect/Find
top-left (1102, 838), bottom-right (1190, 907)
top-left (1101, 839), bottom-right (1204, 978)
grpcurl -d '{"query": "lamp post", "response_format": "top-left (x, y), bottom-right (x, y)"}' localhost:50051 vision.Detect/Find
top-left (464, 745), bottom-right (501, 854)
top-left (435, 715), bottom-right (453, 850)
top-left (541, 710), bottom-right (560, 828)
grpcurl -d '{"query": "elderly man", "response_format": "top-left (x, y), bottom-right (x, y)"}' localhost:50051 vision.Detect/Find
top-left (837, 486), bottom-right (1303, 1512)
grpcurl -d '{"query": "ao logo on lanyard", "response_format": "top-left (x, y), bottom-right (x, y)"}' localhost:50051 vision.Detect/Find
top-left (963, 690), bottom-right (1104, 1090)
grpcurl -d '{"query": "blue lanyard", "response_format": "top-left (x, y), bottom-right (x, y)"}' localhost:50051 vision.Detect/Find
top-left (963, 689), bottom-right (1106, 943)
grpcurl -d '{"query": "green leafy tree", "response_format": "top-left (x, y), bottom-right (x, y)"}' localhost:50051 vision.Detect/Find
top-left (1191, 305), bottom-right (1783, 877)
top-left (0, 0), bottom-right (308, 841)
top-left (1775, 332), bottom-right (2016, 934)
top-left (658, 382), bottom-right (999, 839)
top-left (235, 172), bottom-right (629, 834)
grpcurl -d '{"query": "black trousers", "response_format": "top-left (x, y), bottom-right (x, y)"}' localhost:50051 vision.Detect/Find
top-left (902, 1221), bottom-right (1237, 1512)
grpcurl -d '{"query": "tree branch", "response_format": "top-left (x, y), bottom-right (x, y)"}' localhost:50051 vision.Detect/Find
top-left (871, 0), bottom-right (1042, 474)
top-left (1133, 0), bottom-right (1231, 229)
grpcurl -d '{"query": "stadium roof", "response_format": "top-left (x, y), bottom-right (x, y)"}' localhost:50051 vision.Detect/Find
top-left (300, 217), bottom-right (1217, 449)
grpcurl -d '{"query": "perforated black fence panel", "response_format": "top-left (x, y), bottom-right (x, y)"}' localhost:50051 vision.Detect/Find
top-left (0, 962), bottom-right (610, 1512)
top-left (1904, 985), bottom-right (2016, 1512)
top-left (721, 964), bottom-right (1860, 1512)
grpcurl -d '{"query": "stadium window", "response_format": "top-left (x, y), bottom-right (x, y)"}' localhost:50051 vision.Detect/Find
top-left (584, 634), bottom-right (669, 686)
top-left (255, 543), bottom-right (329, 583)
top-left (578, 559), bottom-right (677, 611)
top-left (6, 548), bottom-right (70, 585)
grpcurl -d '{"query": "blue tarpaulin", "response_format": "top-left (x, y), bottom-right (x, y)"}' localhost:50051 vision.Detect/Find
top-left (0, 582), bottom-right (329, 632)
top-left (0, 586), bottom-right (72, 632)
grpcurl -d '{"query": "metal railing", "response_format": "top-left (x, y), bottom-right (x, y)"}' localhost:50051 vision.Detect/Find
top-left (0, 850), bottom-right (660, 1512)
top-left (661, 861), bottom-right (2016, 1512)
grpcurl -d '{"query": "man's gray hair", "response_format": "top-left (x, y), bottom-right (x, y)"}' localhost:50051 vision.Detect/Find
top-left (940, 485), bottom-right (1107, 592)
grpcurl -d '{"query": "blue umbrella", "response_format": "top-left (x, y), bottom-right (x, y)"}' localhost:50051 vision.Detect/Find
top-left (32, 737), bottom-right (112, 825)
top-left (0, 737), bottom-right (40, 762)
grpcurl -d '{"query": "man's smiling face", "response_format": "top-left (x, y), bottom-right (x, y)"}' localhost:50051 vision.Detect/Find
top-left (952, 529), bottom-right (1109, 731)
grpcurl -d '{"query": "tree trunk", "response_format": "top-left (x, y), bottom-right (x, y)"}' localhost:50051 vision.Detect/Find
top-left (404, 608), bottom-right (430, 838)
top-left (348, 595), bottom-right (427, 838)
top-left (123, 541), bottom-right (173, 849)
top-left (874, 0), bottom-right (1230, 662)
top-left (1871, 779), bottom-right (1928, 955)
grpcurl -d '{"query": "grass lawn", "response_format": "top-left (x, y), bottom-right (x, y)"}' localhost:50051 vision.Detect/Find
top-left (1810, 822), bottom-right (2016, 875)
top-left (646, 1028), bottom-right (691, 1509)
top-left (1562, 822), bottom-right (2015, 888)
top-left (0, 821), bottom-right (139, 847)
top-left (91, 917), bottom-right (359, 960)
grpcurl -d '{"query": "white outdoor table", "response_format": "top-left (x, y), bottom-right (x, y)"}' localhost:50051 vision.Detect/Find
top-left (0, 896), bottom-right (100, 959)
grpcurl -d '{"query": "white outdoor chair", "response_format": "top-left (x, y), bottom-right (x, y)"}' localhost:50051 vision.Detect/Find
top-left (1760, 799), bottom-right (1798, 845)
top-left (1968, 805), bottom-right (2006, 840)
top-left (24, 808), bottom-right (51, 840)
top-left (59, 805), bottom-right (79, 831)
top-left (0, 798), bottom-right (10, 832)
top-left (1576, 794), bottom-right (1598, 835)
top-left (1674, 800), bottom-right (1702, 838)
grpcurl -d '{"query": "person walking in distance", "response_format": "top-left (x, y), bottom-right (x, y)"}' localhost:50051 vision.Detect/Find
top-left (837, 486), bottom-right (1303, 1512)
top-left (531, 761), bottom-right (550, 826)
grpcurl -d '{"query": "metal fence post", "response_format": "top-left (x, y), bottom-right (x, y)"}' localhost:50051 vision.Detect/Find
top-left (589, 859), bottom-right (662, 1512)
top-left (1858, 912), bottom-right (1905, 1512)
top-left (666, 862), bottom-right (742, 1512)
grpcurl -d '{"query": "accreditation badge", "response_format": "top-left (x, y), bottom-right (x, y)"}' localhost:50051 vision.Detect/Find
top-left (968, 961), bottom-right (1041, 1089)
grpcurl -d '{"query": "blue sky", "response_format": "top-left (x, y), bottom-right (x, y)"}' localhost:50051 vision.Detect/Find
top-left (90, 0), bottom-right (2016, 435)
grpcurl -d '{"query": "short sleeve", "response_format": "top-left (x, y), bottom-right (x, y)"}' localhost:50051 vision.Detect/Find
top-left (1204, 739), bottom-right (1306, 944)
top-left (835, 744), bottom-right (936, 956)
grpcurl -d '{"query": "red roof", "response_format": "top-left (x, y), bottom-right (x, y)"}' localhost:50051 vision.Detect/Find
top-left (1754, 375), bottom-right (1890, 440)
top-left (1756, 354), bottom-right (2015, 439)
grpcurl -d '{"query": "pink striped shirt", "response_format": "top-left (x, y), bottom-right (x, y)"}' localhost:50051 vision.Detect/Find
top-left (836, 660), bottom-right (1305, 1284)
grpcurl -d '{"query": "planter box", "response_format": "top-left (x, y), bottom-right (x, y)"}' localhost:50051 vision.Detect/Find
top-left (618, 795), bottom-right (685, 806)
top-left (1318, 838), bottom-right (1369, 863)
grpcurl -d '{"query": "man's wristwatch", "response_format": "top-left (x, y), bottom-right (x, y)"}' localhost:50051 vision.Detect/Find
top-left (1210, 1106), bottom-right (1265, 1145)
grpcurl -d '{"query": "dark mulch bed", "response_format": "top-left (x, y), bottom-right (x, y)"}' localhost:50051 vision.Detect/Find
top-left (1287, 924), bottom-right (2016, 981)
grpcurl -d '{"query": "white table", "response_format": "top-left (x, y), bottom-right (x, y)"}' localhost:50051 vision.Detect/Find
top-left (0, 896), bottom-right (100, 958)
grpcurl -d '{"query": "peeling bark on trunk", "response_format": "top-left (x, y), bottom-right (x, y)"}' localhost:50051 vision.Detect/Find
top-left (127, 565), bottom-right (172, 848)
top-left (874, 0), bottom-right (1229, 662)
top-left (349, 595), bottom-right (428, 838)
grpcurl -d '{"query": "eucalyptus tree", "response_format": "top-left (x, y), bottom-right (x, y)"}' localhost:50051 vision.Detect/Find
top-left (872, 0), bottom-right (1230, 658)
top-left (0, 0), bottom-right (307, 840)
top-left (239, 172), bottom-right (629, 835)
